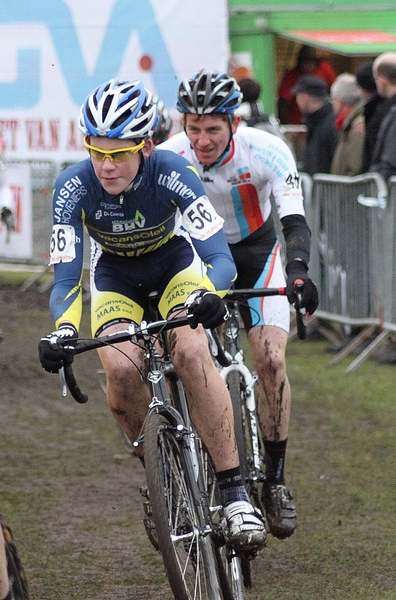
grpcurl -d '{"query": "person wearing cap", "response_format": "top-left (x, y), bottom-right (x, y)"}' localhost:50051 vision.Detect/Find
top-left (330, 73), bottom-right (365, 176)
top-left (278, 45), bottom-right (336, 124)
top-left (293, 75), bottom-right (338, 175)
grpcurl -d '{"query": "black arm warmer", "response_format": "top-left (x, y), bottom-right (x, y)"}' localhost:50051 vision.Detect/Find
top-left (280, 214), bottom-right (311, 266)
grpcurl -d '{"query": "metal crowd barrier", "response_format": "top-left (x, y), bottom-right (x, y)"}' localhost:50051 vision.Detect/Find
top-left (309, 172), bottom-right (391, 371)
top-left (1, 160), bottom-right (56, 267)
top-left (7, 159), bottom-right (57, 192)
top-left (1, 160), bottom-right (91, 297)
top-left (381, 176), bottom-right (396, 331)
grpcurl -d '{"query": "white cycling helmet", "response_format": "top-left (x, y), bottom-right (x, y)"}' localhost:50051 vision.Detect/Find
top-left (79, 78), bottom-right (158, 139)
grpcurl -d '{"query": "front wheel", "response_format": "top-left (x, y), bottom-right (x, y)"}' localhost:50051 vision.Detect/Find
top-left (199, 441), bottom-right (245, 600)
top-left (144, 412), bottom-right (226, 600)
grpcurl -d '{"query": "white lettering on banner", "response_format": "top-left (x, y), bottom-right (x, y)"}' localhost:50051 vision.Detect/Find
top-left (182, 196), bottom-right (224, 241)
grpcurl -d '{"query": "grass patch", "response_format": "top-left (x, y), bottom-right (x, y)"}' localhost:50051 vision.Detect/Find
top-left (2, 287), bottom-right (396, 598)
top-left (0, 266), bottom-right (52, 288)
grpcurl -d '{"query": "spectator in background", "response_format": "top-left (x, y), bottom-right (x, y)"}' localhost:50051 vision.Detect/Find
top-left (278, 45), bottom-right (336, 124)
top-left (150, 97), bottom-right (173, 145)
top-left (368, 52), bottom-right (396, 181)
top-left (292, 75), bottom-right (338, 175)
top-left (356, 60), bottom-right (387, 174)
top-left (330, 73), bottom-right (365, 176)
top-left (236, 77), bottom-right (290, 143)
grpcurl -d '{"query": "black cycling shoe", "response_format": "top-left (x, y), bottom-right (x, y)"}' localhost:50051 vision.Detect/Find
top-left (262, 483), bottom-right (297, 539)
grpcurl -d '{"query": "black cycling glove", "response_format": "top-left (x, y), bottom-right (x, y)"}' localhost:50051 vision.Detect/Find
top-left (38, 324), bottom-right (78, 373)
top-left (185, 290), bottom-right (229, 330)
top-left (285, 260), bottom-right (319, 315)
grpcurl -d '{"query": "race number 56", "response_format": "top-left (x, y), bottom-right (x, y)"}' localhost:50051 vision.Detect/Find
top-left (187, 202), bottom-right (213, 229)
top-left (49, 224), bottom-right (76, 264)
top-left (183, 196), bottom-right (223, 241)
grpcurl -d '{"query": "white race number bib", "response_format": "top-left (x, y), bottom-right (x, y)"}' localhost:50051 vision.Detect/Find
top-left (49, 224), bottom-right (76, 264)
top-left (182, 196), bottom-right (224, 241)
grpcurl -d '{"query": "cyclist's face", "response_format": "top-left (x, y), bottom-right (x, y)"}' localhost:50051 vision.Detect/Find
top-left (184, 114), bottom-right (240, 167)
top-left (89, 136), bottom-right (153, 194)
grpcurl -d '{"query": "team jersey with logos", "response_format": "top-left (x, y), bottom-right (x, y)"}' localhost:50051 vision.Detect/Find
top-left (49, 151), bottom-right (236, 329)
top-left (158, 127), bottom-right (305, 244)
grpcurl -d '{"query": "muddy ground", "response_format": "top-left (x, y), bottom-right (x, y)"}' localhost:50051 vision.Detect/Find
top-left (1, 284), bottom-right (396, 600)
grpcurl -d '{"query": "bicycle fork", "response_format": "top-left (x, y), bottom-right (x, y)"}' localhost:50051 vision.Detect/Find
top-left (221, 360), bottom-right (263, 479)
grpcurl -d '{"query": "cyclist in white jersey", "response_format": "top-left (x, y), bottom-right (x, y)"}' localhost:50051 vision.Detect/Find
top-left (159, 71), bottom-right (319, 539)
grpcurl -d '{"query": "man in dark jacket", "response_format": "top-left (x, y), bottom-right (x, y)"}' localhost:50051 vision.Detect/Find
top-left (355, 60), bottom-right (386, 174)
top-left (368, 52), bottom-right (396, 182)
top-left (292, 75), bottom-right (338, 175)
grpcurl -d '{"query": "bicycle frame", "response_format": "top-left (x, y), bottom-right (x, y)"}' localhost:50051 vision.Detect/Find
top-left (220, 303), bottom-right (264, 498)
top-left (219, 286), bottom-right (306, 506)
top-left (134, 326), bottom-right (203, 484)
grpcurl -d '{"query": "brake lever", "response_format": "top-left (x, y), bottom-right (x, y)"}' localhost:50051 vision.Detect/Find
top-left (205, 328), bottom-right (232, 367)
top-left (59, 366), bottom-right (68, 398)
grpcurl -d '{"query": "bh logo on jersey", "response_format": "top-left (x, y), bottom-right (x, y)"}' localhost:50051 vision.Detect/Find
top-left (112, 210), bottom-right (146, 232)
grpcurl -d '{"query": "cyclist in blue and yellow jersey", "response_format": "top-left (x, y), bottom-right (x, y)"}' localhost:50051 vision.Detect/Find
top-left (159, 71), bottom-right (319, 540)
top-left (38, 78), bottom-right (266, 553)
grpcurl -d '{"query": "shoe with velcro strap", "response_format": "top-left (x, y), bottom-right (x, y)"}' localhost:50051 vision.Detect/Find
top-left (223, 500), bottom-right (267, 552)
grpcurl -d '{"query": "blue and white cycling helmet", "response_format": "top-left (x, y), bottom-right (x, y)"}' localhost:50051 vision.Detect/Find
top-left (177, 71), bottom-right (242, 115)
top-left (79, 78), bottom-right (158, 139)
